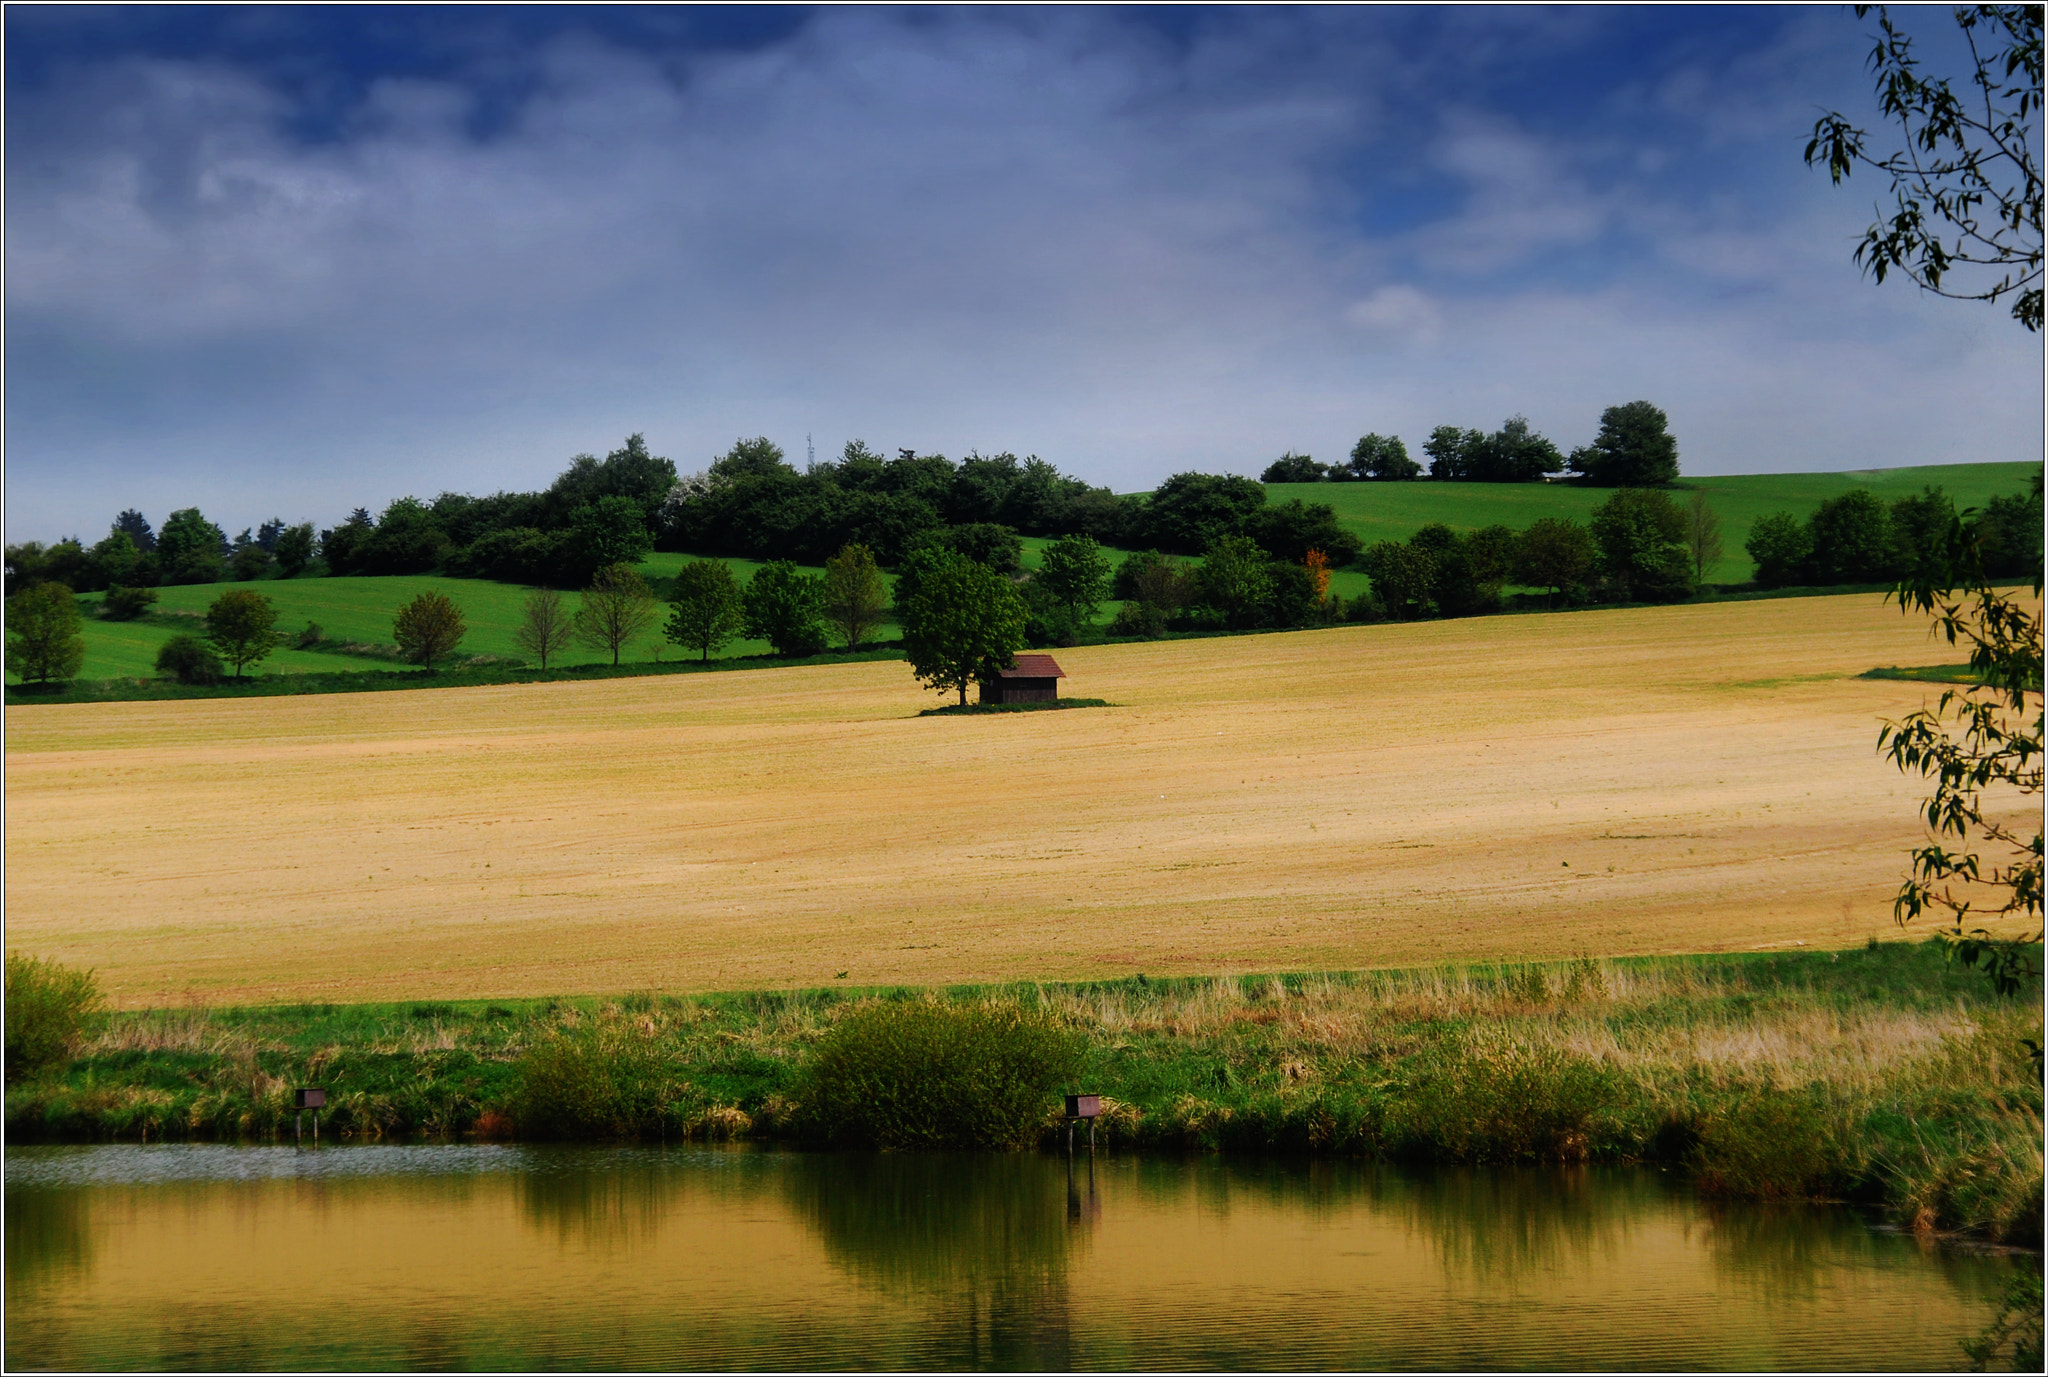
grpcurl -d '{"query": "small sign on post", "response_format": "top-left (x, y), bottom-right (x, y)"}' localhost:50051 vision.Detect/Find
top-left (293, 1087), bottom-right (327, 1147)
top-left (1064, 1093), bottom-right (1101, 1154)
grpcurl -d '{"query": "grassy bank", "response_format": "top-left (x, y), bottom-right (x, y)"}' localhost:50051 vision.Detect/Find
top-left (7, 944), bottom-right (2039, 1244)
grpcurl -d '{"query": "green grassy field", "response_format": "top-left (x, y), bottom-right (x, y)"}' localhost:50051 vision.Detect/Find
top-left (44, 545), bottom-right (1149, 687)
top-left (57, 560), bottom-right (885, 683)
top-left (1267, 460), bottom-right (2041, 584)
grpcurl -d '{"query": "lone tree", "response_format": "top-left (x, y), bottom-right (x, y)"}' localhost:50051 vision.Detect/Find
top-left (743, 560), bottom-right (828, 657)
top-left (205, 589), bottom-right (281, 679)
top-left (900, 551), bottom-right (1027, 706)
top-left (393, 591), bottom-right (466, 668)
top-left (822, 543), bottom-right (888, 651)
top-left (5, 582), bottom-right (86, 685)
top-left (1806, 4), bottom-right (2041, 331)
top-left (1684, 491), bottom-right (1724, 586)
top-left (514, 587), bottom-right (575, 669)
top-left (575, 563), bottom-right (657, 666)
top-left (665, 560), bottom-right (745, 662)
top-left (1571, 402), bottom-right (1680, 487)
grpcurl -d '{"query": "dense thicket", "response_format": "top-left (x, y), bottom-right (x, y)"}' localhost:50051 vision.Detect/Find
top-left (1348, 488), bottom-right (1696, 623)
top-left (1745, 479), bottom-right (2043, 589)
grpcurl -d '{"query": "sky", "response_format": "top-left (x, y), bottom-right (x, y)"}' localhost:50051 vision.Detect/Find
top-left (6, 4), bottom-right (2042, 544)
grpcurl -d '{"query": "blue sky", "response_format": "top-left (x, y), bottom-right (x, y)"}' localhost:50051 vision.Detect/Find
top-left (6, 4), bottom-right (2041, 543)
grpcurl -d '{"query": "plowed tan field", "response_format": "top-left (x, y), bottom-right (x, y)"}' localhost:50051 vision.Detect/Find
top-left (6, 594), bottom-right (2031, 1007)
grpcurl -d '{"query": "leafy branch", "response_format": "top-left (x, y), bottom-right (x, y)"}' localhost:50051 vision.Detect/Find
top-left (1806, 5), bottom-right (2043, 330)
top-left (1879, 492), bottom-right (2043, 995)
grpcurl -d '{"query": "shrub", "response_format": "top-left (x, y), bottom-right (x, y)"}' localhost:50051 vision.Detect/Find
top-left (101, 585), bottom-right (159, 620)
top-left (154, 634), bottom-right (223, 685)
top-left (798, 999), bottom-right (1084, 1149)
top-left (511, 1023), bottom-right (671, 1139)
top-left (293, 621), bottom-right (324, 649)
top-left (1109, 600), bottom-right (1168, 639)
top-left (5, 955), bottom-right (106, 1083)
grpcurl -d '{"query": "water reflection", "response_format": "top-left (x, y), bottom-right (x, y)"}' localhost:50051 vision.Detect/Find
top-left (4, 1186), bottom-right (93, 1296)
top-left (515, 1149), bottom-right (689, 1252)
top-left (4, 1145), bottom-right (2030, 1372)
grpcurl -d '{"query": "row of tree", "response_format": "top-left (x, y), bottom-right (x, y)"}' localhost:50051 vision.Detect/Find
top-left (1744, 480), bottom-right (2041, 589)
top-left (1356, 487), bottom-right (1721, 620)
top-left (7, 410), bottom-right (1681, 602)
top-left (1263, 401), bottom-right (1681, 487)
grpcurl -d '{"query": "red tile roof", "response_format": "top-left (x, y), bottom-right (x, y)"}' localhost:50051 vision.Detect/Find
top-left (998, 653), bottom-right (1066, 679)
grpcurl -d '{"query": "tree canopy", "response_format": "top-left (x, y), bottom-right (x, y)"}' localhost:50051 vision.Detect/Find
top-left (5, 582), bottom-right (86, 685)
top-left (1571, 402), bottom-right (1680, 487)
top-left (1589, 488), bottom-right (1693, 602)
top-left (900, 552), bottom-right (1027, 706)
top-left (666, 560), bottom-right (745, 662)
top-left (392, 591), bottom-right (466, 667)
top-left (205, 589), bottom-right (281, 679)
top-left (822, 544), bottom-right (888, 651)
top-left (575, 563), bottom-right (658, 666)
top-left (742, 560), bottom-right (827, 657)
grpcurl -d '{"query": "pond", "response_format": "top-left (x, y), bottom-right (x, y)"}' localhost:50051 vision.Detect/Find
top-left (4, 1144), bottom-right (2032, 1371)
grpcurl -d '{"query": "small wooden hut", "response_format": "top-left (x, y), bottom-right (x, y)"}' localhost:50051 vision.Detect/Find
top-left (981, 653), bottom-right (1066, 705)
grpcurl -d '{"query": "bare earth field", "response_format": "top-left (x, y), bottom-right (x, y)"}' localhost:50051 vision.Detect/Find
top-left (5, 594), bottom-right (2032, 1008)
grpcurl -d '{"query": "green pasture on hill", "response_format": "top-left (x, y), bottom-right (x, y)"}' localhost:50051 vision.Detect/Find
top-left (47, 544), bottom-right (1148, 687)
top-left (1265, 460), bottom-right (2042, 585)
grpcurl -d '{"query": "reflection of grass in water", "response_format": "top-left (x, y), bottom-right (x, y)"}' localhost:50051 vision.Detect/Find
top-left (3, 1187), bottom-right (93, 1294)
top-left (1388, 1164), bottom-right (1646, 1283)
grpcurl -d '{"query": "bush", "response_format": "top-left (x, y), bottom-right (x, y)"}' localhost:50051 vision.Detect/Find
top-left (1109, 600), bottom-right (1168, 639)
top-left (154, 634), bottom-right (224, 685)
top-left (101, 585), bottom-right (159, 620)
top-left (5, 955), bottom-right (105, 1083)
top-left (798, 1000), bottom-right (1084, 1149)
top-left (293, 621), bottom-right (324, 649)
top-left (511, 1023), bottom-right (671, 1139)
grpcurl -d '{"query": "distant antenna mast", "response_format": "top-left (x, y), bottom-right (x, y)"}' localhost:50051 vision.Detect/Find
top-left (807, 432), bottom-right (815, 468)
